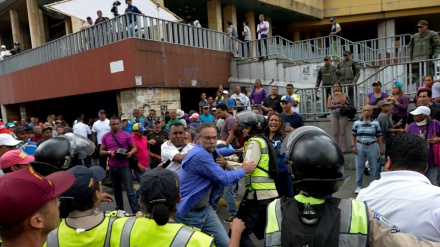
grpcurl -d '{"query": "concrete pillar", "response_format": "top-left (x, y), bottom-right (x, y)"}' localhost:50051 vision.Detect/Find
top-left (265, 16), bottom-right (273, 37)
top-left (207, 0), bottom-right (222, 32)
top-left (26, 0), bottom-right (45, 47)
top-left (10, 10), bottom-right (22, 44)
top-left (0, 105), bottom-right (7, 123)
top-left (378, 19), bottom-right (395, 51)
top-left (19, 104), bottom-right (27, 120)
top-left (65, 17), bottom-right (73, 35)
top-left (316, 32), bottom-right (323, 51)
top-left (293, 31), bottom-right (300, 41)
top-left (222, 4), bottom-right (237, 33)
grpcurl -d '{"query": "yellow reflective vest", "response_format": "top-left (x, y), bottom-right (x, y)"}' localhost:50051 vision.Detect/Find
top-left (110, 217), bottom-right (214, 247)
top-left (265, 195), bottom-right (369, 247)
top-left (244, 137), bottom-right (276, 191)
top-left (45, 211), bottom-right (118, 247)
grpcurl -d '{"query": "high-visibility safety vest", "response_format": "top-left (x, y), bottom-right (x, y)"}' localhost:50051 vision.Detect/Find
top-left (265, 195), bottom-right (369, 247)
top-left (110, 217), bottom-right (214, 247)
top-left (45, 211), bottom-right (117, 247)
top-left (244, 137), bottom-right (276, 191)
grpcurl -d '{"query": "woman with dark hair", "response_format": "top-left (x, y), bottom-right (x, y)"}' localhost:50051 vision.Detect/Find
top-left (327, 83), bottom-right (348, 152)
top-left (265, 111), bottom-right (293, 197)
top-left (406, 106), bottom-right (440, 184)
top-left (249, 79), bottom-right (267, 105)
top-left (366, 80), bottom-right (389, 119)
top-left (110, 168), bottom-right (245, 246)
top-left (45, 165), bottom-right (115, 247)
top-left (388, 81), bottom-right (409, 127)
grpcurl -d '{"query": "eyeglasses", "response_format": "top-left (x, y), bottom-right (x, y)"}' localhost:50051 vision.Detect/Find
top-left (200, 136), bottom-right (217, 141)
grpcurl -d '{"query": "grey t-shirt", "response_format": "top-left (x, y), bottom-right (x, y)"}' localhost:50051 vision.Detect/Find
top-left (377, 113), bottom-right (393, 143)
top-left (432, 82), bottom-right (440, 99)
top-left (230, 25), bottom-right (238, 38)
top-left (243, 26), bottom-right (251, 41)
top-left (220, 115), bottom-right (239, 148)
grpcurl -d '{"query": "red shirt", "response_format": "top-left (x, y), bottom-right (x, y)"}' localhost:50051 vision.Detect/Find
top-left (132, 133), bottom-right (149, 168)
top-left (31, 134), bottom-right (43, 143)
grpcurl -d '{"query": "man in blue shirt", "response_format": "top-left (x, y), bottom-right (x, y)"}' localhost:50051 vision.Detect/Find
top-left (200, 106), bottom-right (215, 123)
top-left (280, 96), bottom-right (304, 133)
top-left (351, 104), bottom-right (384, 194)
top-left (125, 0), bottom-right (142, 36)
top-left (121, 114), bottom-right (133, 134)
top-left (15, 126), bottom-right (37, 155)
top-left (175, 123), bottom-right (256, 247)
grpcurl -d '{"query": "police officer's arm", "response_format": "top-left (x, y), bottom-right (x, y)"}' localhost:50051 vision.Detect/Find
top-left (431, 31), bottom-right (440, 59)
top-left (315, 70), bottom-right (322, 88)
top-left (244, 140), bottom-right (262, 165)
top-left (368, 210), bottom-right (439, 246)
top-left (352, 61), bottom-right (361, 83)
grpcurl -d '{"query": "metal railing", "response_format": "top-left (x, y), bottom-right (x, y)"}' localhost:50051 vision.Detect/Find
top-left (294, 57), bottom-right (440, 119)
top-left (0, 13), bottom-right (230, 75)
top-left (232, 34), bottom-right (412, 66)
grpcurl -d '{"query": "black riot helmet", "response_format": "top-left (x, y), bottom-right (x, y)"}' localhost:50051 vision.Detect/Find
top-left (236, 110), bottom-right (267, 135)
top-left (284, 126), bottom-right (348, 197)
top-left (31, 133), bottom-right (96, 176)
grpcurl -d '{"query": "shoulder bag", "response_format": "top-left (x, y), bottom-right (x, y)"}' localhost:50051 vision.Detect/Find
top-left (111, 133), bottom-right (139, 170)
top-left (339, 95), bottom-right (357, 119)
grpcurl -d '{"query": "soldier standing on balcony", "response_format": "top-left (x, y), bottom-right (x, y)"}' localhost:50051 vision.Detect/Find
top-left (316, 56), bottom-right (337, 99)
top-left (336, 50), bottom-right (361, 101)
top-left (409, 20), bottom-right (440, 77)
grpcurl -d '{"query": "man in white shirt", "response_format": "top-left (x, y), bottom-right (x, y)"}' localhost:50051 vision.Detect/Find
top-left (92, 109), bottom-right (110, 169)
top-left (161, 122), bottom-right (193, 174)
top-left (257, 14), bottom-right (270, 59)
top-left (0, 45), bottom-right (11, 59)
top-left (73, 117), bottom-right (91, 138)
top-left (357, 133), bottom-right (440, 241)
top-left (230, 86), bottom-right (250, 112)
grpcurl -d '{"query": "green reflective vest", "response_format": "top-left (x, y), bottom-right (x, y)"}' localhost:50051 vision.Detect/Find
top-left (410, 30), bottom-right (440, 61)
top-left (244, 137), bottom-right (276, 191)
top-left (265, 195), bottom-right (369, 247)
top-left (110, 217), bottom-right (214, 247)
top-left (44, 211), bottom-right (118, 247)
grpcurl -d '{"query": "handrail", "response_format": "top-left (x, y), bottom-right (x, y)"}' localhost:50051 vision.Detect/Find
top-left (0, 13), bottom-right (230, 75)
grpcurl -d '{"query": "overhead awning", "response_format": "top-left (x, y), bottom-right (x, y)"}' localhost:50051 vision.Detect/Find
top-left (44, 0), bottom-right (181, 22)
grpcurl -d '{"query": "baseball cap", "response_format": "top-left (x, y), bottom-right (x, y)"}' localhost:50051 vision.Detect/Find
top-left (98, 109), bottom-right (106, 114)
top-left (0, 134), bottom-right (21, 146)
top-left (6, 123), bottom-right (15, 128)
top-left (55, 120), bottom-right (61, 124)
top-left (394, 81), bottom-right (403, 89)
top-left (140, 168), bottom-right (179, 209)
top-left (42, 126), bottom-right (53, 132)
top-left (324, 56), bottom-right (331, 61)
top-left (153, 117), bottom-right (161, 123)
top-left (281, 96), bottom-right (292, 103)
top-left (410, 106), bottom-right (431, 116)
top-left (0, 167), bottom-right (75, 227)
top-left (203, 105), bottom-right (210, 109)
top-left (1, 45), bottom-right (5, 49)
top-left (372, 80), bottom-right (382, 86)
top-left (222, 90), bottom-right (229, 95)
top-left (0, 150), bottom-right (34, 170)
top-left (376, 100), bottom-right (393, 109)
top-left (211, 107), bottom-right (217, 111)
top-left (330, 17), bottom-right (335, 22)
top-left (14, 126), bottom-right (27, 134)
top-left (190, 113), bottom-right (200, 119)
top-left (63, 165), bottom-right (106, 202)
top-left (133, 123), bottom-right (146, 132)
top-left (343, 50), bottom-right (352, 55)
top-left (176, 109), bottom-right (185, 119)
top-left (417, 20), bottom-right (428, 27)
top-left (121, 114), bottom-right (129, 120)
top-left (0, 122), bottom-right (11, 134)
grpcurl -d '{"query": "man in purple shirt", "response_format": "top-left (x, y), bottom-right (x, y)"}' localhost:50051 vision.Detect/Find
top-left (175, 123), bottom-right (256, 247)
top-left (100, 116), bottom-right (140, 215)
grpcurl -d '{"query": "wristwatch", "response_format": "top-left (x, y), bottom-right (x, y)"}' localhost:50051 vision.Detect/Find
top-left (108, 151), bottom-right (111, 156)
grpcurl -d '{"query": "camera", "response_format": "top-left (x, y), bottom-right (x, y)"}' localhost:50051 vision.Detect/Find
top-left (110, 1), bottom-right (121, 17)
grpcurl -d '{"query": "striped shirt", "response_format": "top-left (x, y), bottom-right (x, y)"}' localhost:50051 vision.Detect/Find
top-left (352, 118), bottom-right (382, 143)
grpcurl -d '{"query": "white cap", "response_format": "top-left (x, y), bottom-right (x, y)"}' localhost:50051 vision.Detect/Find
top-left (410, 106), bottom-right (431, 116)
top-left (0, 134), bottom-right (21, 147)
top-left (0, 45), bottom-right (5, 49)
top-left (176, 109), bottom-right (185, 119)
top-left (222, 90), bottom-right (229, 95)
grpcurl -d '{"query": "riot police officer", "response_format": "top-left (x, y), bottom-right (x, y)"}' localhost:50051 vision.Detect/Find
top-left (265, 126), bottom-right (440, 246)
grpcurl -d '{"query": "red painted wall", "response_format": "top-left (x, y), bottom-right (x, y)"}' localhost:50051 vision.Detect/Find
top-left (0, 39), bottom-right (231, 105)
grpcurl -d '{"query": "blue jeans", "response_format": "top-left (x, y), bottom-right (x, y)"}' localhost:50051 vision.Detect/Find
top-left (133, 168), bottom-right (149, 198)
top-left (109, 165), bottom-right (140, 213)
top-left (425, 166), bottom-right (440, 185)
top-left (213, 185), bottom-right (238, 216)
top-left (355, 142), bottom-right (379, 188)
top-left (174, 204), bottom-right (229, 247)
